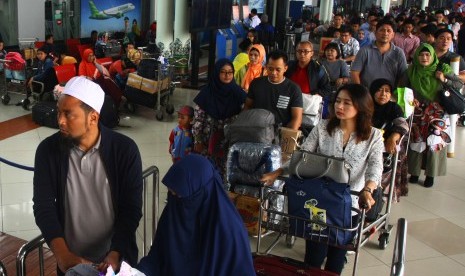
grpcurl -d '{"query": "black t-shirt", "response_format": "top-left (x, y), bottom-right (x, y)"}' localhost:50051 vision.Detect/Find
top-left (248, 76), bottom-right (303, 126)
top-left (439, 51), bottom-right (465, 72)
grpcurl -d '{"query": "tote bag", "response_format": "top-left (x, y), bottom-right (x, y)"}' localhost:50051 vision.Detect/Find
top-left (285, 177), bottom-right (354, 246)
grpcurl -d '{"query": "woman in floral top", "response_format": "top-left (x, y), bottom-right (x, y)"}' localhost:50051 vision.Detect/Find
top-left (192, 59), bottom-right (247, 176)
top-left (261, 84), bottom-right (383, 274)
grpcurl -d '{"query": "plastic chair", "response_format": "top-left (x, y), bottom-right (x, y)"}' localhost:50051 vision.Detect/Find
top-left (34, 41), bottom-right (45, 49)
top-left (54, 64), bottom-right (77, 85)
top-left (77, 44), bottom-right (92, 60)
top-left (66, 38), bottom-right (81, 60)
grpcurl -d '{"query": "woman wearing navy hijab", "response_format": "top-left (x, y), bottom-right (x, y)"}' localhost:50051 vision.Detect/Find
top-left (137, 154), bottom-right (254, 275)
top-left (192, 58), bottom-right (247, 175)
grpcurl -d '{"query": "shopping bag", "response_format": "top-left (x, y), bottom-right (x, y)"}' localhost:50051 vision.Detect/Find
top-left (395, 87), bottom-right (415, 118)
top-left (285, 177), bottom-right (354, 246)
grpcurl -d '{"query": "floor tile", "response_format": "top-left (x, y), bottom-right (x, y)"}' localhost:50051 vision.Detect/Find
top-left (409, 218), bottom-right (465, 256)
top-left (450, 253), bottom-right (465, 267)
top-left (405, 256), bottom-right (465, 275)
top-left (404, 189), bottom-right (465, 218)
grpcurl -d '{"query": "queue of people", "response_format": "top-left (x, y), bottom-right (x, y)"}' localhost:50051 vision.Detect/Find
top-left (28, 6), bottom-right (465, 276)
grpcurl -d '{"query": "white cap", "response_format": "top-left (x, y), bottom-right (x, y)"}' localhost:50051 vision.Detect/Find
top-left (62, 76), bottom-right (105, 114)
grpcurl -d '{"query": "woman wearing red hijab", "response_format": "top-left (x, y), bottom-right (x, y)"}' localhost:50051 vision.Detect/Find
top-left (79, 48), bottom-right (124, 107)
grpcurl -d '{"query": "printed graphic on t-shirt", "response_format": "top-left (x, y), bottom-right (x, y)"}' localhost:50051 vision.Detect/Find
top-left (277, 95), bottom-right (290, 109)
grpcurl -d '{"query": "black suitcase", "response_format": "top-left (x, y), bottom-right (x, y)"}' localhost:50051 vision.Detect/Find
top-left (100, 95), bottom-right (119, 129)
top-left (123, 86), bottom-right (157, 109)
top-left (32, 101), bottom-right (59, 129)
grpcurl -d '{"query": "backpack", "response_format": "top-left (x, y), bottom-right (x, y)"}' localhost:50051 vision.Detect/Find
top-left (224, 109), bottom-right (278, 145)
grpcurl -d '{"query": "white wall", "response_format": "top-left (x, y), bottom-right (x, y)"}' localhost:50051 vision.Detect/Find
top-left (18, 0), bottom-right (45, 40)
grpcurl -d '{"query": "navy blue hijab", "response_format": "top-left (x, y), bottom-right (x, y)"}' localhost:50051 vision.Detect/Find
top-left (137, 154), bottom-right (254, 276)
top-left (194, 58), bottom-right (247, 120)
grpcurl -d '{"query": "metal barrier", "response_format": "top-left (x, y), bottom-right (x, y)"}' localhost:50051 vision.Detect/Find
top-left (391, 218), bottom-right (407, 276)
top-left (15, 165), bottom-right (160, 276)
top-left (0, 260), bottom-right (7, 276)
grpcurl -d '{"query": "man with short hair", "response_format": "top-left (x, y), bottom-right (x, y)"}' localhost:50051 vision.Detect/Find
top-left (419, 23), bottom-right (437, 45)
top-left (285, 41), bottom-right (331, 97)
top-left (351, 19), bottom-right (407, 89)
top-left (331, 25), bottom-right (360, 63)
top-left (435, 10), bottom-right (446, 24)
top-left (393, 18), bottom-right (420, 63)
top-left (255, 14), bottom-right (276, 53)
top-left (325, 13), bottom-right (345, 37)
top-left (248, 8), bottom-right (261, 29)
top-left (244, 50), bottom-right (303, 130)
top-left (434, 28), bottom-right (465, 82)
top-left (33, 76), bottom-right (143, 274)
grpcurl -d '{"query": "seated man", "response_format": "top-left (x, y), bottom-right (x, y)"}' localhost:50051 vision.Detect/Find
top-left (244, 50), bottom-right (303, 130)
top-left (33, 76), bottom-right (143, 274)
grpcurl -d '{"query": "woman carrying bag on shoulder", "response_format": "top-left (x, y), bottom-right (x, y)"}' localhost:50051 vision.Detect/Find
top-left (261, 84), bottom-right (384, 274)
top-left (399, 43), bottom-right (463, 188)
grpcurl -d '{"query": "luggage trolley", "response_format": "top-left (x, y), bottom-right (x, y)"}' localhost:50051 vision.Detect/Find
top-left (0, 52), bottom-right (30, 109)
top-left (255, 181), bottom-right (367, 276)
top-left (124, 62), bottom-right (177, 121)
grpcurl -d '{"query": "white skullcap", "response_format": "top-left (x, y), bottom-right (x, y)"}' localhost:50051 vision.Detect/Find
top-left (63, 76), bottom-right (105, 114)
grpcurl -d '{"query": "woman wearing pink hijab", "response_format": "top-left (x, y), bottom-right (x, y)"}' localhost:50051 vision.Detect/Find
top-left (78, 48), bottom-right (124, 107)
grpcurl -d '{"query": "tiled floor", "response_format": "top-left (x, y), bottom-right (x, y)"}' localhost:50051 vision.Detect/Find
top-left (1, 88), bottom-right (465, 275)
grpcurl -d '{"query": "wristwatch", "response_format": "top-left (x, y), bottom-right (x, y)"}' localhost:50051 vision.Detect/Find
top-left (359, 187), bottom-right (373, 196)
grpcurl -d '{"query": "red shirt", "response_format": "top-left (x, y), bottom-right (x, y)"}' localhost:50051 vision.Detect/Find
top-left (290, 65), bottom-right (310, 94)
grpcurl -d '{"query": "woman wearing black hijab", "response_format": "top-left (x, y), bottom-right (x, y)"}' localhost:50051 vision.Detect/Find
top-left (192, 58), bottom-right (247, 174)
top-left (370, 78), bottom-right (409, 200)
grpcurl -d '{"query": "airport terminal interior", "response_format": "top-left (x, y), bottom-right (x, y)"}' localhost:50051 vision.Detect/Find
top-left (1, 0), bottom-right (465, 275)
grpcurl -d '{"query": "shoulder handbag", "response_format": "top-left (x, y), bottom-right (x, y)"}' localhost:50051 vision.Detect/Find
top-left (438, 85), bottom-right (465, 114)
top-left (289, 150), bottom-right (351, 184)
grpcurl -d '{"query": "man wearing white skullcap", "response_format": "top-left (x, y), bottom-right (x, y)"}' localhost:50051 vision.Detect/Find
top-left (33, 76), bottom-right (143, 274)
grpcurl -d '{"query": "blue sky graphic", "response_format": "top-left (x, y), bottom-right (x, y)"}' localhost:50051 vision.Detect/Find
top-left (80, 0), bottom-right (141, 37)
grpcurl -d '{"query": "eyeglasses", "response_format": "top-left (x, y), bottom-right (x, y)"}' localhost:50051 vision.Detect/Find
top-left (297, 49), bottom-right (313, 54)
top-left (220, 70), bottom-right (234, 76)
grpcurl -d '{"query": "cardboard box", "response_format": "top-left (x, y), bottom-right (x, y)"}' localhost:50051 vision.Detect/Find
top-left (141, 77), bottom-right (170, 94)
top-left (126, 73), bottom-right (143, 90)
top-left (23, 48), bottom-right (37, 60)
top-left (228, 192), bottom-right (267, 236)
top-left (280, 127), bottom-right (302, 155)
top-left (140, 78), bottom-right (158, 94)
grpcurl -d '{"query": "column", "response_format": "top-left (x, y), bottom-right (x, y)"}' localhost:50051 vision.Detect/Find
top-left (155, 1), bottom-right (174, 49)
top-left (174, 0), bottom-right (191, 43)
top-left (319, 0), bottom-right (328, 23)
top-left (381, 0), bottom-right (391, 14)
top-left (421, 0), bottom-right (429, 11)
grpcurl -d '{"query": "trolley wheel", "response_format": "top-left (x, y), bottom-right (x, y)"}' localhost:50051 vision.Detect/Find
top-left (285, 235), bottom-right (296, 248)
top-left (156, 110), bottom-right (164, 121)
top-left (378, 233), bottom-right (390, 249)
top-left (1, 94), bottom-right (10, 105)
top-left (21, 98), bottom-right (30, 110)
top-left (166, 104), bottom-right (175, 115)
top-left (125, 102), bottom-right (136, 113)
